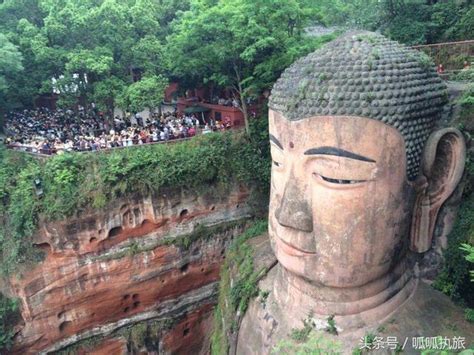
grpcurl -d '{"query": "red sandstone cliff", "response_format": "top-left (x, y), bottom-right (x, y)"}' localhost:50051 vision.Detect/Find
top-left (6, 185), bottom-right (253, 354)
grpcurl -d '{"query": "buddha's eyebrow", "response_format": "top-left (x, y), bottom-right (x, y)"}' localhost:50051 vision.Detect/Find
top-left (269, 134), bottom-right (283, 150)
top-left (304, 146), bottom-right (376, 163)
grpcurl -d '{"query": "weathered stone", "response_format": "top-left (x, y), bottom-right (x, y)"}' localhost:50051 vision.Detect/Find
top-left (238, 238), bottom-right (474, 354)
top-left (238, 31), bottom-right (467, 353)
top-left (269, 31), bottom-right (448, 180)
top-left (9, 184), bottom-right (254, 353)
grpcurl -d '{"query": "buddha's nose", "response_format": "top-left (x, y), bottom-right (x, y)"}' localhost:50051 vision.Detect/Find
top-left (275, 178), bottom-right (313, 232)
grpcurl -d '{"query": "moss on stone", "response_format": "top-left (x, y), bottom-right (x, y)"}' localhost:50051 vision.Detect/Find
top-left (163, 218), bottom-right (249, 251)
top-left (269, 31), bottom-right (448, 180)
top-left (56, 317), bottom-right (177, 354)
top-left (273, 331), bottom-right (342, 354)
top-left (56, 336), bottom-right (104, 355)
top-left (94, 218), bottom-right (250, 263)
top-left (210, 220), bottom-right (268, 355)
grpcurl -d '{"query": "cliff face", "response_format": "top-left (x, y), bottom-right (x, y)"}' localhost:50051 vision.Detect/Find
top-left (8, 184), bottom-right (253, 354)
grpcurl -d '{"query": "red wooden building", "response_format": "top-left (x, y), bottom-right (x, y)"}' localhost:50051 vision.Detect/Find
top-left (167, 82), bottom-right (263, 127)
top-left (177, 98), bottom-right (245, 127)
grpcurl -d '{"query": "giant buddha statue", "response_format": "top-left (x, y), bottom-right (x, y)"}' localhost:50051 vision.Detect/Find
top-left (237, 31), bottom-right (467, 353)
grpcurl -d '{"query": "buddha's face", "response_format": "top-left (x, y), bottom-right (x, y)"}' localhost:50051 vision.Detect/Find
top-left (269, 109), bottom-right (415, 288)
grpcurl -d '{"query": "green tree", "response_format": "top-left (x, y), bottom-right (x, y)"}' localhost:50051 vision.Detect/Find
top-left (63, 47), bottom-right (114, 106)
top-left (6, 18), bottom-right (62, 108)
top-left (319, 0), bottom-right (474, 45)
top-left (0, 33), bottom-right (23, 122)
top-left (128, 35), bottom-right (166, 77)
top-left (0, 33), bottom-right (23, 94)
top-left (0, 0), bottom-right (183, 111)
top-left (460, 243), bottom-right (474, 282)
top-left (166, 0), bottom-right (333, 134)
top-left (0, 294), bottom-right (20, 351)
top-left (93, 76), bottom-right (126, 120)
top-left (125, 75), bottom-right (168, 115)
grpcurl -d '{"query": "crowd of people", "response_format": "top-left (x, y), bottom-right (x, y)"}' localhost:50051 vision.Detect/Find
top-left (4, 107), bottom-right (226, 155)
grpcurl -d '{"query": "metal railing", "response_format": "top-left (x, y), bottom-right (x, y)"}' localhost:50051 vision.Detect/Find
top-left (5, 134), bottom-right (200, 156)
top-left (410, 40), bottom-right (474, 78)
top-left (4, 126), bottom-right (242, 158)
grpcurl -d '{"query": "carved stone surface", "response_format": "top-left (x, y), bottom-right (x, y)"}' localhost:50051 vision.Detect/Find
top-left (238, 31), bottom-right (467, 353)
top-left (269, 31), bottom-right (448, 179)
top-left (238, 238), bottom-right (474, 354)
top-left (8, 184), bottom-right (253, 353)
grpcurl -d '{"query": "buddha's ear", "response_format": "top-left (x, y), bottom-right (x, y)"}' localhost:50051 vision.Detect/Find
top-left (410, 128), bottom-right (466, 253)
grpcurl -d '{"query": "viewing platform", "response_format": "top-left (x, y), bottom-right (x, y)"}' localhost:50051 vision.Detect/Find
top-left (176, 98), bottom-right (250, 128)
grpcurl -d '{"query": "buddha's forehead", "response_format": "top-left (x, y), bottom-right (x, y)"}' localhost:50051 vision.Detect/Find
top-left (269, 109), bottom-right (405, 163)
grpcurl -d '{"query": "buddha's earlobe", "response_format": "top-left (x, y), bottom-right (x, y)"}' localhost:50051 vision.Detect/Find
top-left (410, 128), bottom-right (466, 253)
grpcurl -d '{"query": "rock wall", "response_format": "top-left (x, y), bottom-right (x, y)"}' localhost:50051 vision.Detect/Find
top-left (7, 184), bottom-right (254, 354)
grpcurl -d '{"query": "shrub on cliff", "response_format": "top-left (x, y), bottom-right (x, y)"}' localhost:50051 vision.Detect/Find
top-left (40, 119), bottom-right (269, 219)
top-left (210, 219), bottom-right (269, 355)
top-left (0, 293), bottom-right (20, 351)
top-left (433, 138), bottom-right (474, 308)
top-left (0, 119), bottom-right (270, 275)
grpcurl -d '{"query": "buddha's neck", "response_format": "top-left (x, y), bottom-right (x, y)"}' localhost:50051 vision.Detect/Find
top-left (272, 255), bottom-right (417, 322)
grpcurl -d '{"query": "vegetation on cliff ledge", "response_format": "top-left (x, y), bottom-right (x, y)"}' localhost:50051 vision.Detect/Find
top-left (0, 293), bottom-right (20, 350)
top-left (210, 219), bottom-right (269, 355)
top-left (0, 119), bottom-right (270, 276)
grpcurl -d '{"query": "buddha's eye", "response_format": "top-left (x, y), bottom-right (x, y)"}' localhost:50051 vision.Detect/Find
top-left (270, 143), bottom-right (284, 170)
top-left (314, 173), bottom-right (367, 185)
top-left (307, 155), bottom-right (376, 187)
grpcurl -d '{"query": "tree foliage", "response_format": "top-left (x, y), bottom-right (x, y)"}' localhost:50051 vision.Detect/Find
top-left (166, 0), bottom-right (336, 133)
top-left (125, 75), bottom-right (168, 114)
top-left (319, 0), bottom-right (474, 45)
top-left (0, 0), bottom-right (472, 112)
top-left (0, 0), bottom-right (188, 112)
top-left (460, 243), bottom-right (474, 282)
top-left (432, 155), bottom-right (474, 307)
top-left (92, 76), bottom-right (126, 117)
top-left (0, 33), bottom-right (23, 94)
top-left (0, 33), bottom-right (23, 115)
top-left (0, 294), bottom-right (20, 351)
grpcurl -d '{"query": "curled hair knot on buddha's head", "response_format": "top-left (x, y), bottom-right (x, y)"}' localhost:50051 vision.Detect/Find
top-left (269, 31), bottom-right (448, 180)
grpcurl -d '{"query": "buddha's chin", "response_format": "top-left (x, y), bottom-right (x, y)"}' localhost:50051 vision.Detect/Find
top-left (273, 237), bottom-right (397, 288)
top-left (272, 237), bottom-right (324, 284)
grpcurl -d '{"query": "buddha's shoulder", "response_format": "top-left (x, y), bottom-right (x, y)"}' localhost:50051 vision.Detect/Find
top-left (237, 273), bottom-right (474, 354)
top-left (374, 281), bottom-right (474, 349)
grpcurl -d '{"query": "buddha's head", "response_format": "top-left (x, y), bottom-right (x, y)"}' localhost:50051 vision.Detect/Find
top-left (268, 32), bottom-right (465, 288)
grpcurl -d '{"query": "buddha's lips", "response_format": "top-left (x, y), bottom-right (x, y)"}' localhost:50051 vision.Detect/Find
top-left (275, 236), bottom-right (316, 256)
